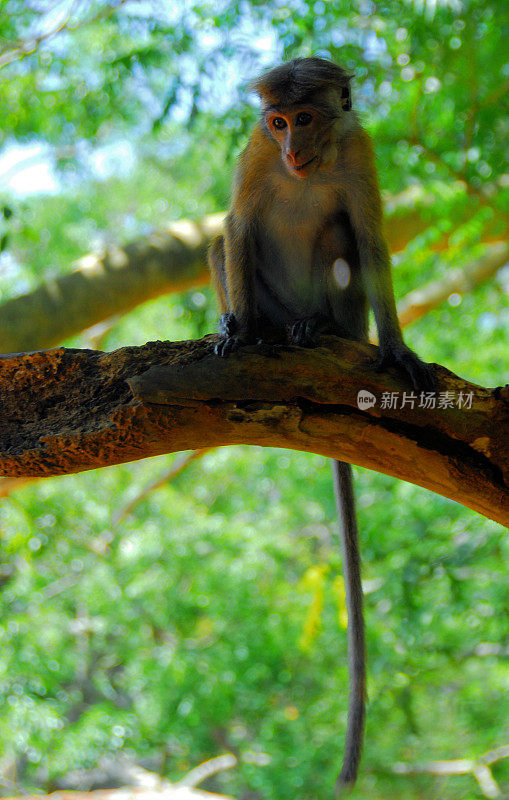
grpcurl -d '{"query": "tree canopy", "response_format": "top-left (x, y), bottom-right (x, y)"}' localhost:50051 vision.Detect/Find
top-left (0, 2), bottom-right (507, 799)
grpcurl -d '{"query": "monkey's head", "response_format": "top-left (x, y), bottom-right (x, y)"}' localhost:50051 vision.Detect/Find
top-left (250, 57), bottom-right (353, 180)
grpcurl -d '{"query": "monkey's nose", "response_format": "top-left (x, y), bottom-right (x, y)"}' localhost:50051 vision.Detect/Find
top-left (286, 149), bottom-right (302, 166)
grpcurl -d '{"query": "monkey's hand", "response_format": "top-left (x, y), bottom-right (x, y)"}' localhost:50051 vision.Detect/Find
top-left (215, 336), bottom-right (249, 357)
top-left (218, 312), bottom-right (238, 338)
top-left (215, 334), bottom-right (283, 358)
top-left (376, 342), bottom-right (437, 392)
top-left (289, 315), bottom-right (329, 347)
top-left (215, 313), bottom-right (255, 357)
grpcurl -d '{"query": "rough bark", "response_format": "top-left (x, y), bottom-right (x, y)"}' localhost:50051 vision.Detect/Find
top-left (0, 339), bottom-right (507, 524)
top-left (1, 190), bottom-right (506, 353)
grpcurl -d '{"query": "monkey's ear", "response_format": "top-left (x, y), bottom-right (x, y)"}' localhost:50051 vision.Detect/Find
top-left (341, 86), bottom-right (352, 111)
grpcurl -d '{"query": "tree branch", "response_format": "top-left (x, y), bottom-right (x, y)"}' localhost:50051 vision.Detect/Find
top-left (0, 339), bottom-right (507, 524)
top-left (0, 214), bottom-right (222, 354)
top-left (387, 744), bottom-right (509, 799)
top-left (111, 448), bottom-right (212, 525)
top-left (396, 241), bottom-right (508, 328)
top-left (0, 0), bottom-right (131, 70)
top-left (1, 242), bottom-right (505, 500)
top-left (4, 785), bottom-right (234, 800)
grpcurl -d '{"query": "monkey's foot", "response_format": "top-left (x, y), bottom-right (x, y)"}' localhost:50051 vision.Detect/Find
top-left (218, 312), bottom-right (238, 338)
top-left (215, 314), bottom-right (246, 356)
top-left (289, 316), bottom-right (327, 347)
top-left (376, 343), bottom-right (437, 392)
top-left (214, 335), bottom-right (247, 357)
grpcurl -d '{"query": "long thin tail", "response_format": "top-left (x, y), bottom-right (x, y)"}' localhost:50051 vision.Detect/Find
top-left (331, 459), bottom-right (366, 793)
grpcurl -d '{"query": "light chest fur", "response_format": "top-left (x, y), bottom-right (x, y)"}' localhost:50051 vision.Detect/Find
top-left (256, 167), bottom-right (344, 298)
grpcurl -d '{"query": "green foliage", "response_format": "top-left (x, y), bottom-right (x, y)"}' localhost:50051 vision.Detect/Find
top-left (0, 1), bottom-right (507, 798)
top-left (1, 453), bottom-right (506, 798)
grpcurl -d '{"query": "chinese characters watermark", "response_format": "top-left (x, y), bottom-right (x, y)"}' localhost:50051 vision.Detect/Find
top-left (356, 390), bottom-right (474, 411)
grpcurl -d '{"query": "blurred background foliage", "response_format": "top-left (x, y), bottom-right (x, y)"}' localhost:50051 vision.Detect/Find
top-left (0, 1), bottom-right (507, 798)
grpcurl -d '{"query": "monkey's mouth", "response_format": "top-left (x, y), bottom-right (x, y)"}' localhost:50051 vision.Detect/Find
top-left (292, 156), bottom-right (317, 172)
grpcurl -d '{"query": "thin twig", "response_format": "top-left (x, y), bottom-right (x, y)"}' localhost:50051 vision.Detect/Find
top-left (0, 1), bottom-right (78, 69)
top-left (83, 316), bottom-right (122, 350)
top-left (409, 137), bottom-right (489, 204)
top-left (0, 0), bottom-right (131, 70)
top-left (386, 744), bottom-right (509, 799)
top-left (463, 30), bottom-right (479, 159)
top-left (178, 755), bottom-right (237, 788)
top-left (111, 448), bottom-right (212, 526)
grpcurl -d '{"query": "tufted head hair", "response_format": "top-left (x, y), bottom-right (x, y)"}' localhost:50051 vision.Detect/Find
top-left (249, 57), bottom-right (353, 114)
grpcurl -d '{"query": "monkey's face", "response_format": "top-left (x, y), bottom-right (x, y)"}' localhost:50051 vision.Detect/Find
top-left (265, 106), bottom-right (324, 179)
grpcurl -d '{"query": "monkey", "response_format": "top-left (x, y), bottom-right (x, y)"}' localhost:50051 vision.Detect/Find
top-left (207, 57), bottom-right (435, 792)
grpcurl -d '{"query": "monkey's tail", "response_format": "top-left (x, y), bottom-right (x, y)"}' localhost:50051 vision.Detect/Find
top-left (331, 460), bottom-right (366, 794)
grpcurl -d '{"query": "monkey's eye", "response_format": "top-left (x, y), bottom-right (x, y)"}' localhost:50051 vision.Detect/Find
top-left (272, 117), bottom-right (287, 130)
top-left (295, 112), bottom-right (313, 126)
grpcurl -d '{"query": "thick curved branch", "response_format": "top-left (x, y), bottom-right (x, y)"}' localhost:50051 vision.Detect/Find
top-left (0, 214), bottom-right (222, 354)
top-left (1, 243), bottom-right (506, 500)
top-left (0, 339), bottom-right (507, 524)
